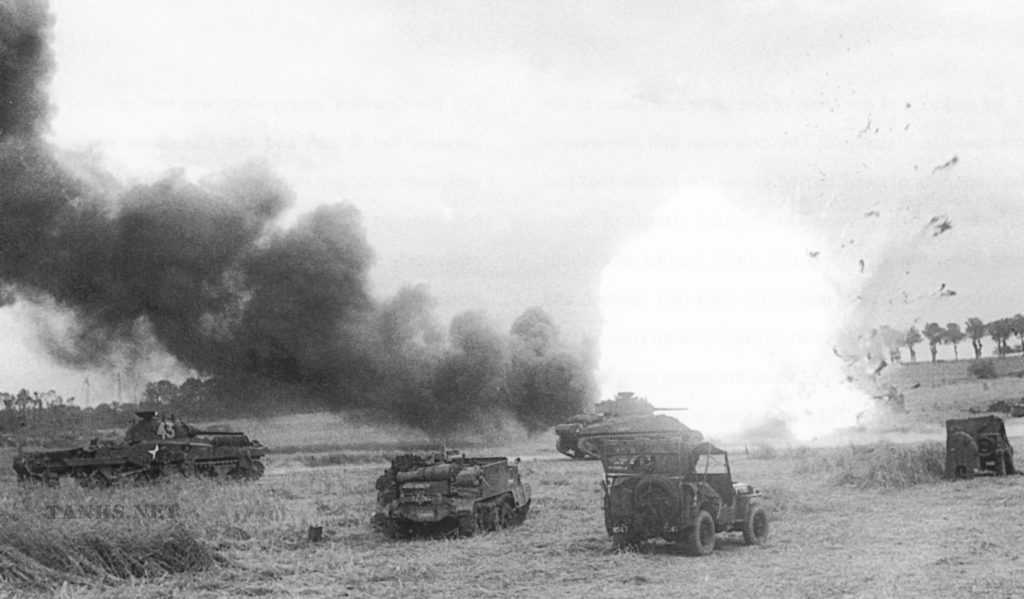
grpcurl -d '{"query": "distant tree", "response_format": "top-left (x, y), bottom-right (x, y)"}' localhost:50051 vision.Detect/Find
top-left (987, 318), bottom-right (1014, 356)
top-left (876, 325), bottom-right (904, 363)
top-left (968, 358), bottom-right (998, 379)
top-left (904, 326), bottom-right (923, 362)
top-left (966, 317), bottom-right (986, 359)
top-left (179, 378), bottom-right (207, 407)
top-left (923, 323), bottom-right (946, 362)
top-left (1012, 314), bottom-right (1024, 354)
top-left (39, 390), bottom-right (62, 408)
top-left (15, 389), bottom-right (31, 411)
top-left (143, 380), bottom-right (182, 406)
top-left (944, 323), bottom-right (966, 361)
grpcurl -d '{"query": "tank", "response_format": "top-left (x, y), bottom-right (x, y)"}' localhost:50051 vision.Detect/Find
top-left (555, 392), bottom-right (692, 459)
top-left (372, 449), bottom-right (531, 538)
top-left (12, 411), bottom-right (268, 486)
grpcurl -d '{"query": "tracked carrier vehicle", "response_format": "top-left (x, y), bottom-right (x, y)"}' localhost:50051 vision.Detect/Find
top-left (373, 449), bottom-right (531, 538)
top-left (13, 411), bottom-right (267, 486)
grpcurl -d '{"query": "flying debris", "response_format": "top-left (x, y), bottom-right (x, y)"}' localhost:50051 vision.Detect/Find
top-left (808, 250), bottom-right (820, 258)
top-left (833, 346), bottom-right (851, 361)
top-left (859, 259), bottom-right (865, 273)
top-left (832, 346), bottom-right (862, 367)
top-left (872, 360), bottom-right (888, 376)
top-left (932, 155), bottom-right (959, 173)
top-left (896, 284), bottom-right (960, 307)
top-left (864, 210), bottom-right (880, 218)
top-left (929, 216), bottom-right (953, 237)
top-left (858, 118), bottom-right (872, 136)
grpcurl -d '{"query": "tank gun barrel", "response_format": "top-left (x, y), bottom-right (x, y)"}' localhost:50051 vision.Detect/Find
top-left (651, 407), bottom-right (687, 411)
top-left (191, 429), bottom-right (245, 436)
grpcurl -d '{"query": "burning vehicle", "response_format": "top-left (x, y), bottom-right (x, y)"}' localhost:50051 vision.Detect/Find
top-left (372, 449), bottom-right (531, 538)
top-left (599, 432), bottom-right (769, 554)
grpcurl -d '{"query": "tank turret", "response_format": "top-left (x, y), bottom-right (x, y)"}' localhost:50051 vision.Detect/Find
top-left (594, 392), bottom-right (685, 417)
top-left (555, 392), bottom-right (691, 459)
top-left (125, 412), bottom-right (249, 444)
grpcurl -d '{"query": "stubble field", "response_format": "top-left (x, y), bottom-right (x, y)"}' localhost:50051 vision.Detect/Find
top-left (4, 359), bottom-right (1024, 598)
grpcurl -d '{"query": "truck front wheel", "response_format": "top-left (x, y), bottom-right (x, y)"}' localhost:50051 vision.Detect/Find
top-left (742, 504), bottom-right (769, 546)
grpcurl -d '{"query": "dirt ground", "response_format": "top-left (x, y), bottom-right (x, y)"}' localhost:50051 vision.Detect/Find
top-left (5, 441), bottom-right (1024, 598)
top-left (5, 360), bottom-right (1024, 598)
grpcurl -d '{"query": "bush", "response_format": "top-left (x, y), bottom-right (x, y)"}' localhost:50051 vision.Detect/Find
top-left (748, 444), bottom-right (779, 460)
top-left (968, 359), bottom-right (998, 379)
top-left (829, 442), bottom-right (945, 490)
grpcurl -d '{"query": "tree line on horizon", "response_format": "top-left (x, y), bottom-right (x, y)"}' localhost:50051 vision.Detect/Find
top-left (870, 315), bottom-right (1024, 364)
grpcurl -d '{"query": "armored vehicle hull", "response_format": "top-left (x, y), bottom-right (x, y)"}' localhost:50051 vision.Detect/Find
top-left (13, 411), bottom-right (267, 486)
top-left (373, 450), bottom-right (531, 538)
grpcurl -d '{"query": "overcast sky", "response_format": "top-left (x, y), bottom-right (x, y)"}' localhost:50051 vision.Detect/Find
top-left (3, 1), bottom-right (1024, 423)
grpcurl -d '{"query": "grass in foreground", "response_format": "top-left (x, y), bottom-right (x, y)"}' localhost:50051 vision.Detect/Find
top-left (3, 409), bottom-right (1022, 599)
top-left (0, 510), bottom-right (214, 588)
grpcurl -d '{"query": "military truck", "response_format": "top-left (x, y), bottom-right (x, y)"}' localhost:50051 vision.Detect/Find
top-left (555, 392), bottom-right (690, 459)
top-left (599, 432), bottom-right (769, 554)
top-left (372, 449), bottom-right (531, 538)
top-left (945, 416), bottom-right (1016, 479)
top-left (13, 411), bottom-right (267, 486)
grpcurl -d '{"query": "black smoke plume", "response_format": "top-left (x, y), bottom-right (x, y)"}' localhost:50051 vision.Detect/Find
top-left (0, 0), bottom-right (594, 433)
top-left (0, 0), bottom-right (50, 139)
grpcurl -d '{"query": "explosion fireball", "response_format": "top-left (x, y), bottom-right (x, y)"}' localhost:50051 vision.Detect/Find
top-left (598, 184), bottom-right (870, 441)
